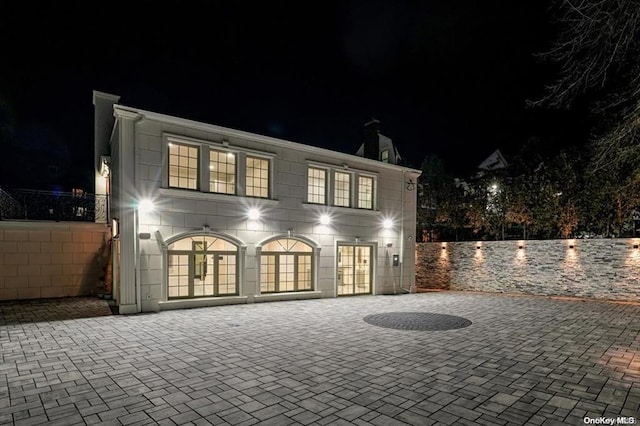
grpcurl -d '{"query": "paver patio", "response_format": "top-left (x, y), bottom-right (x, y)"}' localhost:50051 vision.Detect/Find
top-left (0, 292), bottom-right (638, 425)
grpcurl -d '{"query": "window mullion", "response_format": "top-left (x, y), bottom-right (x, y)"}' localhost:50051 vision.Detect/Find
top-left (201, 147), bottom-right (210, 193)
top-left (237, 152), bottom-right (246, 196)
top-left (275, 254), bottom-right (280, 293)
top-left (293, 254), bottom-right (299, 291)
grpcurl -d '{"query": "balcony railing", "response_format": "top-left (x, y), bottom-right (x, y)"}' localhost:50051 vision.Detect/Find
top-left (0, 188), bottom-right (107, 222)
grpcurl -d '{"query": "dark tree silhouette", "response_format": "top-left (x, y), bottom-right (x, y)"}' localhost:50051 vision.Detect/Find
top-left (532, 0), bottom-right (640, 172)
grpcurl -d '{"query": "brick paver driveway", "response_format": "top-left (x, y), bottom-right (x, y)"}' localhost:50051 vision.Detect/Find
top-left (1, 292), bottom-right (638, 425)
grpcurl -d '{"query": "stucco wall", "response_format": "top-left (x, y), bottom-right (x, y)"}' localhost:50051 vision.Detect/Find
top-left (416, 239), bottom-right (640, 301)
top-left (0, 221), bottom-right (110, 300)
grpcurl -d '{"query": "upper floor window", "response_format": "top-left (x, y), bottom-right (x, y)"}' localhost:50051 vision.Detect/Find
top-left (307, 167), bottom-right (326, 204)
top-left (169, 142), bottom-right (199, 190)
top-left (246, 156), bottom-right (270, 198)
top-left (380, 150), bottom-right (389, 163)
top-left (209, 150), bottom-right (236, 195)
top-left (334, 171), bottom-right (351, 207)
top-left (358, 176), bottom-right (374, 209)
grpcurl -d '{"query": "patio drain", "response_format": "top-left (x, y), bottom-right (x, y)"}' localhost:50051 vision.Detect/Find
top-left (363, 312), bottom-right (472, 331)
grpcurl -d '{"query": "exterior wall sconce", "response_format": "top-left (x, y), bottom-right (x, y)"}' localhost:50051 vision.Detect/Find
top-left (248, 208), bottom-right (260, 220)
top-left (383, 218), bottom-right (393, 229)
top-left (569, 245), bottom-right (574, 249)
top-left (320, 214), bottom-right (331, 225)
top-left (442, 245), bottom-right (446, 250)
top-left (137, 199), bottom-right (155, 214)
top-left (518, 245), bottom-right (523, 249)
top-left (634, 244), bottom-right (639, 249)
top-left (476, 245), bottom-right (481, 250)
top-left (406, 179), bottom-right (416, 191)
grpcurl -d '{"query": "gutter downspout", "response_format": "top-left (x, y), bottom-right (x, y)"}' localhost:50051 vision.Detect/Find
top-left (400, 170), bottom-right (405, 293)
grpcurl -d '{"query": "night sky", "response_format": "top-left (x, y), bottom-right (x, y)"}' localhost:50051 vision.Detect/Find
top-left (0, 1), bottom-right (586, 191)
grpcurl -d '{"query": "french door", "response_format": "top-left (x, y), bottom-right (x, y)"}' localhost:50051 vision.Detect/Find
top-left (337, 244), bottom-right (373, 295)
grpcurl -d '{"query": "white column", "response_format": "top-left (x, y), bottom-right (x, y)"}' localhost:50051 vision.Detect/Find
top-left (115, 109), bottom-right (142, 314)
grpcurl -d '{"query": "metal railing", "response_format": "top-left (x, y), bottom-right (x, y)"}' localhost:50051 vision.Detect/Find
top-left (0, 188), bottom-right (107, 222)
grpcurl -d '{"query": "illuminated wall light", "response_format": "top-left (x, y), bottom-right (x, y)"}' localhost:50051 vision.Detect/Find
top-left (320, 214), bottom-right (331, 225)
top-left (518, 245), bottom-right (524, 249)
top-left (137, 199), bottom-right (155, 214)
top-left (248, 208), bottom-right (260, 220)
top-left (569, 245), bottom-right (574, 249)
top-left (383, 218), bottom-right (393, 229)
top-left (476, 246), bottom-right (481, 250)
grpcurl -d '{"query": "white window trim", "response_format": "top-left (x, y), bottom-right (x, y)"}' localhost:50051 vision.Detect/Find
top-left (166, 138), bottom-right (201, 191)
top-left (305, 161), bottom-right (378, 210)
top-left (162, 133), bottom-right (276, 200)
top-left (356, 173), bottom-right (377, 210)
top-left (332, 170), bottom-right (353, 208)
top-left (306, 165), bottom-right (329, 205)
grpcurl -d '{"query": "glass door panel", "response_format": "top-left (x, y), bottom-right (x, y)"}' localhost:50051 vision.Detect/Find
top-left (279, 254), bottom-right (295, 292)
top-left (218, 254), bottom-right (237, 295)
top-left (338, 245), bottom-right (372, 295)
top-left (168, 254), bottom-right (190, 298)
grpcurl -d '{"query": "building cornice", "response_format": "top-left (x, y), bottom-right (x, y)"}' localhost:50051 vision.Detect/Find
top-left (112, 105), bottom-right (422, 174)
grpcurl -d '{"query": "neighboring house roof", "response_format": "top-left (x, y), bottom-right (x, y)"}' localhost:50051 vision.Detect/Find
top-left (477, 149), bottom-right (508, 171)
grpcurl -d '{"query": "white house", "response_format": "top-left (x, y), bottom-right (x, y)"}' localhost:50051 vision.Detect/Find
top-left (93, 91), bottom-right (421, 314)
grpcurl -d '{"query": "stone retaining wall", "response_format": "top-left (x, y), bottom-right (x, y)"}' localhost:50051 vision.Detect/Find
top-left (0, 221), bottom-right (110, 300)
top-left (416, 239), bottom-right (640, 301)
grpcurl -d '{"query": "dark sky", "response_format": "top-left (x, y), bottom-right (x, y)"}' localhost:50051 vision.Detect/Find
top-left (0, 1), bottom-right (586, 190)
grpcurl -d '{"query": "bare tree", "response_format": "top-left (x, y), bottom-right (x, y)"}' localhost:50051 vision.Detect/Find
top-left (532, 0), bottom-right (640, 172)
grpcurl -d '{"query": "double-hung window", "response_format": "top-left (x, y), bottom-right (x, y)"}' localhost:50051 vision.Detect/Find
top-left (358, 176), bottom-right (374, 210)
top-left (307, 167), bottom-right (327, 204)
top-left (166, 136), bottom-right (274, 199)
top-left (246, 156), bottom-right (270, 198)
top-left (334, 172), bottom-right (351, 207)
top-left (209, 150), bottom-right (236, 194)
top-left (168, 142), bottom-right (199, 190)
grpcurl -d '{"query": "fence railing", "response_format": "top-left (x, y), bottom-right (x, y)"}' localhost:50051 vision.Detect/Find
top-left (0, 188), bottom-right (106, 222)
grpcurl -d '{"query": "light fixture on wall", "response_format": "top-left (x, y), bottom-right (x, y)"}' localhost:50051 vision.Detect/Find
top-left (634, 244), bottom-right (639, 249)
top-left (320, 214), bottom-right (331, 225)
top-left (569, 244), bottom-right (574, 249)
top-left (248, 208), bottom-right (260, 220)
top-left (383, 218), bottom-right (393, 229)
top-left (137, 199), bottom-right (155, 214)
top-left (406, 179), bottom-right (416, 191)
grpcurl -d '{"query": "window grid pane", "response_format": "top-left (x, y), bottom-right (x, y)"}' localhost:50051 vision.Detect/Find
top-left (307, 167), bottom-right (326, 204)
top-left (169, 143), bottom-right (199, 189)
top-left (209, 150), bottom-right (236, 194)
top-left (279, 255), bottom-right (295, 292)
top-left (168, 254), bottom-right (190, 298)
top-left (246, 157), bottom-right (269, 198)
top-left (218, 255), bottom-right (237, 295)
top-left (260, 255), bottom-right (277, 293)
top-left (334, 172), bottom-right (351, 207)
top-left (358, 176), bottom-right (374, 209)
top-left (297, 255), bottom-right (312, 290)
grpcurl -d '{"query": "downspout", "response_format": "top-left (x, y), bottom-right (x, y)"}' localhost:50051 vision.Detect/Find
top-left (400, 170), bottom-right (405, 292)
top-left (135, 210), bottom-right (142, 312)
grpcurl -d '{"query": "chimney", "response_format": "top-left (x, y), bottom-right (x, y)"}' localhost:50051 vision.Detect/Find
top-left (363, 119), bottom-right (380, 161)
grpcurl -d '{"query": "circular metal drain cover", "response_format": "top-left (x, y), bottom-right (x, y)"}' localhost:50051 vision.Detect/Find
top-left (363, 312), bottom-right (472, 331)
